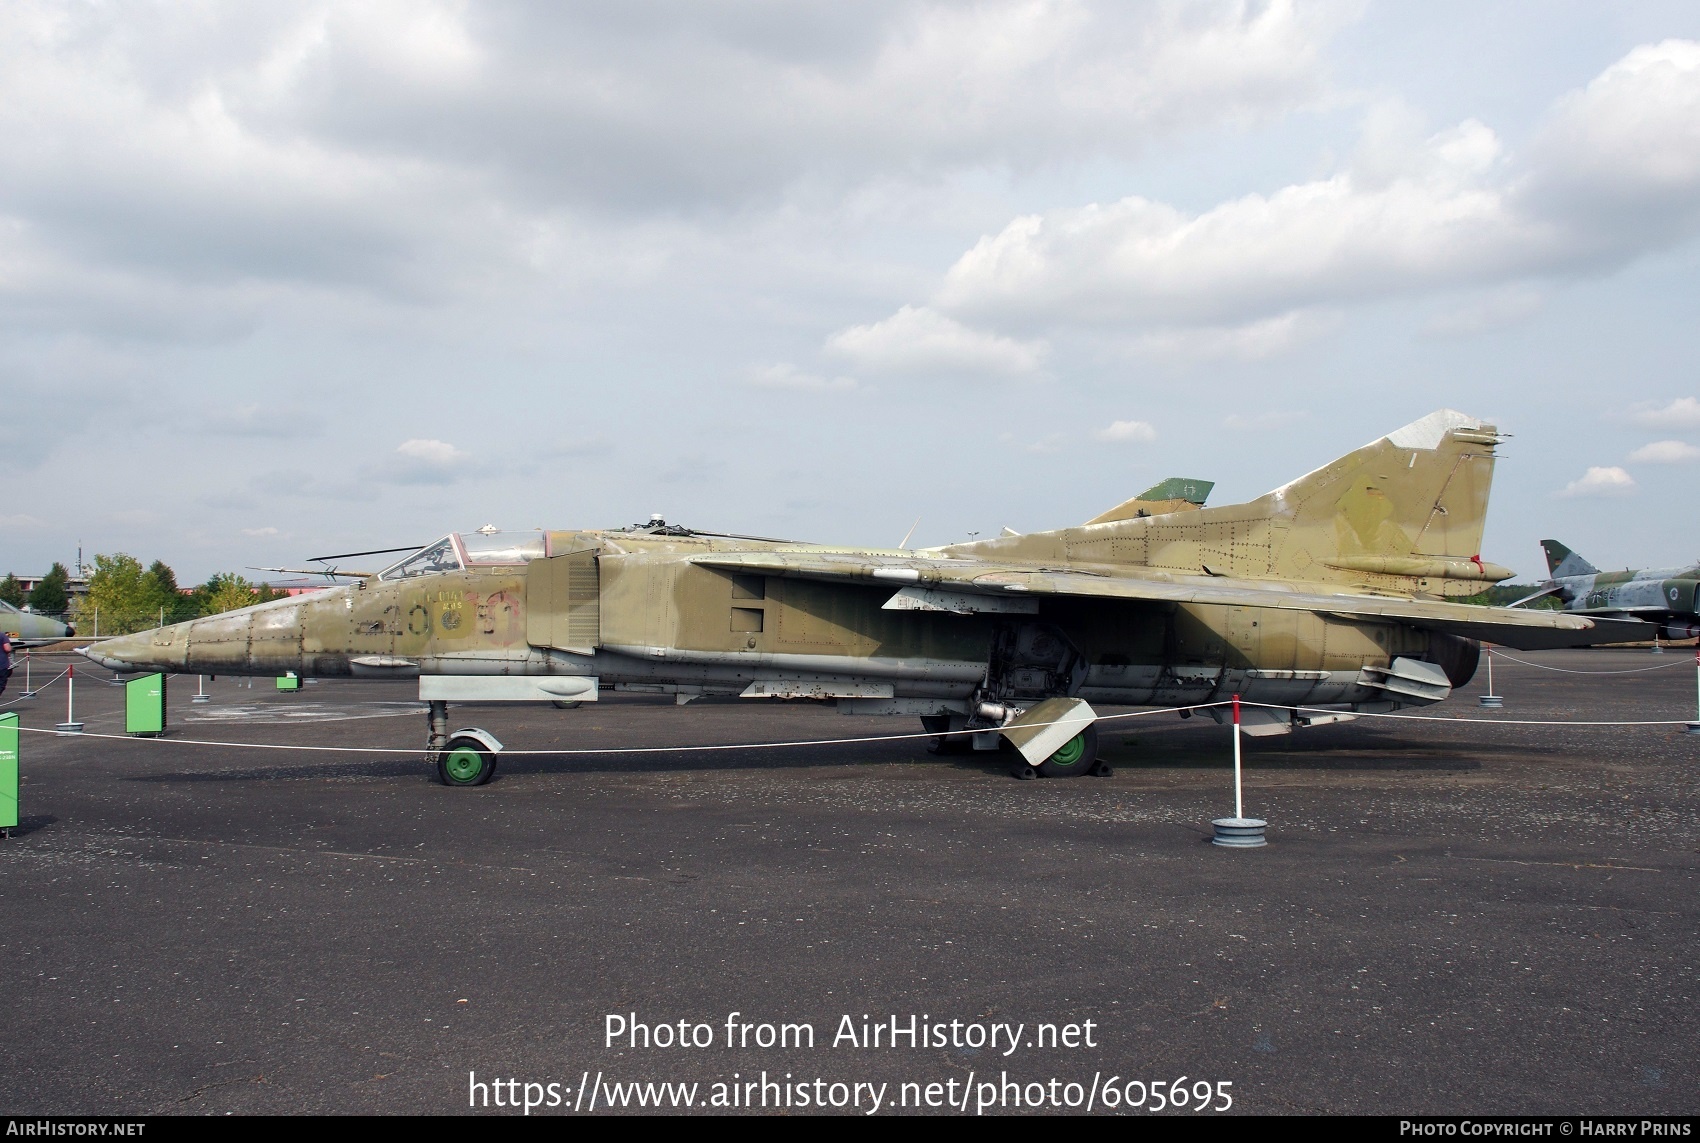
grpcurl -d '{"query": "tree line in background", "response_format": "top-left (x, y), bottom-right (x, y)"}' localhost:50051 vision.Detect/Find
top-left (0, 562), bottom-right (72, 615)
top-left (1454, 584), bottom-right (1562, 609)
top-left (0, 557), bottom-right (287, 635)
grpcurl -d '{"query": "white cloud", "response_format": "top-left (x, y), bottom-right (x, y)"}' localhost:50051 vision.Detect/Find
top-left (241, 526), bottom-right (280, 537)
top-left (825, 305), bottom-right (1046, 376)
top-left (1558, 466), bottom-right (1636, 498)
top-left (396, 438), bottom-right (465, 464)
top-left (0, 513), bottom-right (45, 529)
top-left (1095, 419), bottom-right (1157, 443)
top-left (747, 363), bottom-right (859, 393)
top-left (928, 40), bottom-right (1700, 331)
top-left (1627, 440), bottom-right (1700, 464)
top-left (0, 0), bottom-right (1347, 331)
top-left (1530, 40), bottom-right (1700, 243)
top-left (936, 118), bottom-right (1528, 327)
top-left (380, 438), bottom-right (472, 484)
top-left (1135, 310), bottom-right (1339, 360)
top-left (1627, 397), bottom-right (1700, 429)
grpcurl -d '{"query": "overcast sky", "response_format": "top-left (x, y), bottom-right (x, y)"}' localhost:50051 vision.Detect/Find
top-left (5, 0), bottom-right (1700, 583)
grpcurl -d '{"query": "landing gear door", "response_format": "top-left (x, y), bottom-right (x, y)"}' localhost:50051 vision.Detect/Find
top-left (525, 546), bottom-right (600, 654)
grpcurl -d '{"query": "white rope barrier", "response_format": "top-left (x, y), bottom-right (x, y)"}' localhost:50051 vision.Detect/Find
top-left (1, 668), bottom-right (69, 708)
top-left (6, 686), bottom-right (1696, 759)
top-left (1486, 649), bottom-right (1694, 676)
top-left (6, 701), bottom-right (1211, 755)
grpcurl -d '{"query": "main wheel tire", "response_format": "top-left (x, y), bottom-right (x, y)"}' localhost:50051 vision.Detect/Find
top-left (1035, 724), bottom-right (1099, 778)
top-left (438, 736), bottom-right (497, 786)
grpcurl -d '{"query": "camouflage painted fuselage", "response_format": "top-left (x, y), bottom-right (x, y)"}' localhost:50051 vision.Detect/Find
top-left (96, 530), bottom-right (1463, 711)
top-left (87, 411), bottom-right (1642, 721)
top-left (1550, 566), bottom-right (1700, 619)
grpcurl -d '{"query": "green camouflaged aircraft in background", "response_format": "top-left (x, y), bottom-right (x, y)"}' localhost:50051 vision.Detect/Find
top-left (1, 600), bottom-right (72, 644)
top-left (84, 410), bottom-right (1647, 786)
top-left (1524, 540), bottom-right (1700, 640)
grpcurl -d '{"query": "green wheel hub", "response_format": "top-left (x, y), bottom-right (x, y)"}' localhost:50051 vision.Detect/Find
top-left (444, 746), bottom-right (485, 783)
top-left (1048, 733), bottom-right (1086, 768)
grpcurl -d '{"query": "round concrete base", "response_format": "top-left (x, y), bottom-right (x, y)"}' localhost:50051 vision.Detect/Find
top-left (1212, 817), bottom-right (1267, 848)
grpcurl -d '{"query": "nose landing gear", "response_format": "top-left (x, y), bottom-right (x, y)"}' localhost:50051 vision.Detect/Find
top-left (424, 700), bottom-right (504, 786)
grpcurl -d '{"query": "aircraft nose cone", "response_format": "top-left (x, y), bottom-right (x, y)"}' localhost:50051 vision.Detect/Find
top-left (80, 632), bottom-right (150, 673)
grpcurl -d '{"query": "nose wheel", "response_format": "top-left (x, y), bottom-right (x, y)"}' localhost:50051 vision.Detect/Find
top-left (438, 736), bottom-right (497, 786)
top-left (424, 700), bottom-right (503, 786)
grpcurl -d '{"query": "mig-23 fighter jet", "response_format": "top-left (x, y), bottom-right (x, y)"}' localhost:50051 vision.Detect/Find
top-left (84, 410), bottom-right (1646, 786)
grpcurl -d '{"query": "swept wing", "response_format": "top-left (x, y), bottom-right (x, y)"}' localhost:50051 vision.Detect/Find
top-left (692, 551), bottom-right (1648, 651)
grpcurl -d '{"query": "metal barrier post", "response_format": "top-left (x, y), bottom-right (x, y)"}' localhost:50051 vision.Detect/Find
top-left (193, 674), bottom-right (209, 703)
top-left (1479, 648), bottom-right (1503, 708)
top-left (20, 650), bottom-right (34, 699)
top-left (1212, 694), bottom-right (1266, 848)
top-left (56, 664), bottom-right (83, 734)
top-left (1233, 694), bottom-right (1243, 819)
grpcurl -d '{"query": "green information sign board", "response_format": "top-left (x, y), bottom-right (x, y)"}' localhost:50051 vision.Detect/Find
top-left (125, 672), bottom-right (167, 736)
top-left (0, 711), bottom-right (18, 832)
top-left (276, 672), bottom-right (301, 692)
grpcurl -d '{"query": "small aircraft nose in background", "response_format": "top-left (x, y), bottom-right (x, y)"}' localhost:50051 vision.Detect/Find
top-left (1, 600), bottom-right (73, 644)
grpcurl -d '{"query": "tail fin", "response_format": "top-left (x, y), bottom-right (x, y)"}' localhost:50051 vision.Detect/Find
top-left (1541, 539), bottom-right (1598, 579)
top-left (1047, 410), bottom-right (1512, 596)
top-left (1260, 410), bottom-right (1511, 594)
top-left (1085, 477), bottom-right (1213, 525)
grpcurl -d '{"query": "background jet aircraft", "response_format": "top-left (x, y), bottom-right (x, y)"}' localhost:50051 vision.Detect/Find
top-left (1528, 540), bottom-right (1700, 641)
top-left (85, 409), bottom-right (1646, 786)
top-left (1, 600), bottom-right (72, 644)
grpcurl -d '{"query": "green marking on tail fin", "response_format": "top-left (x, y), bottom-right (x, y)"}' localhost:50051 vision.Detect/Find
top-left (1541, 539), bottom-right (1598, 578)
top-left (1136, 478), bottom-right (1213, 505)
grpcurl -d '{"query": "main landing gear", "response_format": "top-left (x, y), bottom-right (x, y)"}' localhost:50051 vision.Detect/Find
top-left (1012, 724), bottom-right (1108, 780)
top-left (921, 715), bottom-right (1110, 780)
top-left (425, 700), bottom-right (503, 787)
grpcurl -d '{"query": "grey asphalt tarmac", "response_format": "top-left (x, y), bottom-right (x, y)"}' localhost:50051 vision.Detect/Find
top-left (0, 648), bottom-right (1695, 1116)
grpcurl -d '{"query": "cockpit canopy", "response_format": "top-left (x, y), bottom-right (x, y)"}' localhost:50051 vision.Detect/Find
top-left (378, 531), bottom-right (547, 581)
